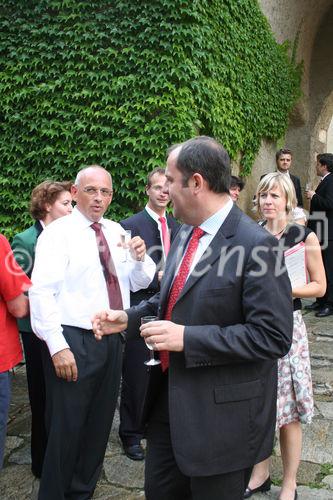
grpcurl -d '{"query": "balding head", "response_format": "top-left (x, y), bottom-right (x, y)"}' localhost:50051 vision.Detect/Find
top-left (72, 165), bottom-right (113, 222)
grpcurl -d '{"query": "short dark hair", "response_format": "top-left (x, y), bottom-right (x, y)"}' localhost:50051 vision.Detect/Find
top-left (171, 136), bottom-right (231, 194)
top-left (30, 180), bottom-right (72, 220)
top-left (147, 167), bottom-right (166, 188)
top-left (230, 175), bottom-right (245, 191)
top-left (276, 148), bottom-right (293, 161)
top-left (317, 153), bottom-right (333, 172)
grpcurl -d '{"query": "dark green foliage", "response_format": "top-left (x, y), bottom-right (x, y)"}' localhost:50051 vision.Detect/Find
top-left (0, 0), bottom-right (301, 238)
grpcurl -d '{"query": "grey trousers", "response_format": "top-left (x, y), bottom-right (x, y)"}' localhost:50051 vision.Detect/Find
top-left (38, 326), bottom-right (123, 500)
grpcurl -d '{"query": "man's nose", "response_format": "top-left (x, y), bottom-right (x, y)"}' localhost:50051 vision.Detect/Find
top-left (94, 189), bottom-right (103, 200)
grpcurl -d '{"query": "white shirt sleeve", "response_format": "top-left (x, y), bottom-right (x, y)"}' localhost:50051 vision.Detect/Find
top-left (127, 254), bottom-right (156, 292)
top-left (30, 223), bottom-right (70, 357)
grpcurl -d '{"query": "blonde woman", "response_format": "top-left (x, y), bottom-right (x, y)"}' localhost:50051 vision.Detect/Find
top-left (245, 173), bottom-right (326, 500)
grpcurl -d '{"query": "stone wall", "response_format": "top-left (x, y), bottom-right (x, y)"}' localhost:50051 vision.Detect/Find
top-left (239, 0), bottom-right (333, 216)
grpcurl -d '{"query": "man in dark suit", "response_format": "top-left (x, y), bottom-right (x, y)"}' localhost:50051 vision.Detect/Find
top-left (275, 148), bottom-right (303, 207)
top-left (306, 153), bottom-right (333, 317)
top-left (92, 136), bottom-right (293, 500)
top-left (119, 167), bottom-right (179, 460)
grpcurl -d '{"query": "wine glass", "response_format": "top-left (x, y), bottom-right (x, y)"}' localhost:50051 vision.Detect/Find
top-left (141, 316), bottom-right (161, 366)
top-left (305, 182), bottom-right (311, 192)
top-left (120, 230), bottom-right (131, 262)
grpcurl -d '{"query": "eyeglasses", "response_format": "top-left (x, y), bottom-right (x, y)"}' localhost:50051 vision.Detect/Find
top-left (82, 187), bottom-right (113, 197)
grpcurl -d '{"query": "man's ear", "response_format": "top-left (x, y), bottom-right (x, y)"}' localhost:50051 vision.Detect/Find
top-left (71, 185), bottom-right (78, 201)
top-left (192, 173), bottom-right (204, 192)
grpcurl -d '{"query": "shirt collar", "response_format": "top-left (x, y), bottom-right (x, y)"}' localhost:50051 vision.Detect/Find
top-left (72, 206), bottom-right (107, 228)
top-left (199, 198), bottom-right (233, 236)
top-left (276, 169), bottom-right (290, 177)
top-left (321, 172), bottom-right (331, 181)
top-left (145, 205), bottom-right (166, 222)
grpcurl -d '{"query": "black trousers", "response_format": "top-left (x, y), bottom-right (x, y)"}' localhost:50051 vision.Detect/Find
top-left (38, 326), bottom-right (123, 500)
top-left (144, 374), bottom-right (252, 500)
top-left (318, 241), bottom-right (333, 307)
top-left (21, 331), bottom-right (48, 477)
top-left (119, 337), bottom-right (149, 445)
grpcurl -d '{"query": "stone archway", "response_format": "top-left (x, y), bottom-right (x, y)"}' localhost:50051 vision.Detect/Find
top-left (327, 115), bottom-right (333, 152)
top-left (309, 89), bottom-right (333, 187)
top-left (241, 0), bottom-right (333, 214)
top-left (261, 0), bottom-right (333, 185)
top-left (287, 2), bottom-right (333, 194)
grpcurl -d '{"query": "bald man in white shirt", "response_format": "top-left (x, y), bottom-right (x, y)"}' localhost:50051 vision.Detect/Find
top-left (30, 165), bottom-right (155, 500)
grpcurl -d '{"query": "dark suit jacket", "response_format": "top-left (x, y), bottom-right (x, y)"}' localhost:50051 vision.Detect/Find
top-left (308, 173), bottom-right (333, 242)
top-left (11, 221), bottom-right (43, 332)
top-left (260, 172), bottom-right (303, 207)
top-left (120, 209), bottom-right (179, 304)
top-left (126, 204), bottom-right (293, 477)
top-left (290, 173), bottom-right (303, 207)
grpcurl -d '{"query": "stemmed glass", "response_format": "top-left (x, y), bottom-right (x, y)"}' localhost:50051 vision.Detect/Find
top-left (141, 316), bottom-right (161, 366)
top-left (120, 230), bottom-right (132, 262)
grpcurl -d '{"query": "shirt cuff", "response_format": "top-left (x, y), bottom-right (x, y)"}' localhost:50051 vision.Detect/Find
top-left (46, 332), bottom-right (70, 358)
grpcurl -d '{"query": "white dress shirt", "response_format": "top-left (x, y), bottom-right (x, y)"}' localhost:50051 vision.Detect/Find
top-left (145, 205), bottom-right (168, 259)
top-left (175, 198), bottom-right (233, 280)
top-left (30, 207), bottom-right (156, 356)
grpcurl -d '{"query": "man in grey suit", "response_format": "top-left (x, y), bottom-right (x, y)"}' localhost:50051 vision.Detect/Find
top-left (92, 137), bottom-right (293, 500)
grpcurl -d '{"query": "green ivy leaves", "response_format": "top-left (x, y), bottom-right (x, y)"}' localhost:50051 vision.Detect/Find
top-left (0, 0), bottom-right (300, 238)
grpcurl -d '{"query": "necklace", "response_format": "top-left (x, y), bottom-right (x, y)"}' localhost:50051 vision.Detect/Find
top-left (272, 225), bottom-right (287, 237)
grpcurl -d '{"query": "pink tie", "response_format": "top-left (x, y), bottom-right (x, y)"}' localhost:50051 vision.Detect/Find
top-left (159, 216), bottom-right (171, 256)
top-left (91, 223), bottom-right (123, 310)
top-left (160, 227), bottom-right (205, 371)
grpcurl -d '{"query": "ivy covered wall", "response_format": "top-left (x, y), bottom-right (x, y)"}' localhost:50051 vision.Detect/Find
top-left (0, 0), bottom-right (301, 237)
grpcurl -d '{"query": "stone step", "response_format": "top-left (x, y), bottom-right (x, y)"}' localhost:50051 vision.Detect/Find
top-left (309, 340), bottom-right (333, 364)
top-left (304, 312), bottom-right (333, 340)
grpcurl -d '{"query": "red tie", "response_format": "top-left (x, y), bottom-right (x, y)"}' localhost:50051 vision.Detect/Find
top-left (91, 223), bottom-right (123, 310)
top-left (159, 216), bottom-right (171, 256)
top-left (160, 227), bottom-right (205, 371)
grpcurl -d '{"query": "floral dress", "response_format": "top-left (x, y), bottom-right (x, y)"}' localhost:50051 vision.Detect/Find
top-left (276, 224), bottom-right (314, 428)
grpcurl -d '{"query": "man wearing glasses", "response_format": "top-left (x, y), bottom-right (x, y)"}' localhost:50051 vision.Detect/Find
top-left (29, 165), bottom-right (155, 500)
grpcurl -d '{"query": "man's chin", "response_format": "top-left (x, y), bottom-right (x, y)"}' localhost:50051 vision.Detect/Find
top-left (90, 211), bottom-right (103, 222)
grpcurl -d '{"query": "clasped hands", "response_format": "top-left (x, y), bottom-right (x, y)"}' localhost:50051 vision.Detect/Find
top-left (91, 309), bottom-right (185, 352)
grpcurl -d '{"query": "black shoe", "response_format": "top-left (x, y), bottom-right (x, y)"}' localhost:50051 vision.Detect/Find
top-left (304, 302), bottom-right (320, 311)
top-left (244, 477), bottom-right (271, 498)
top-left (315, 306), bottom-right (333, 317)
top-left (295, 491), bottom-right (298, 500)
top-left (122, 443), bottom-right (145, 461)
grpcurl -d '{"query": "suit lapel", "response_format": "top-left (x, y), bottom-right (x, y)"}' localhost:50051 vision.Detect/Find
top-left (143, 208), bottom-right (158, 227)
top-left (316, 174), bottom-right (331, 193)
top-left (35, 220), bottom-right (44, 238)
top-left (159, 225), bottom-right (192, 307)
top-left (160, 205), bottom-right (242, 310)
